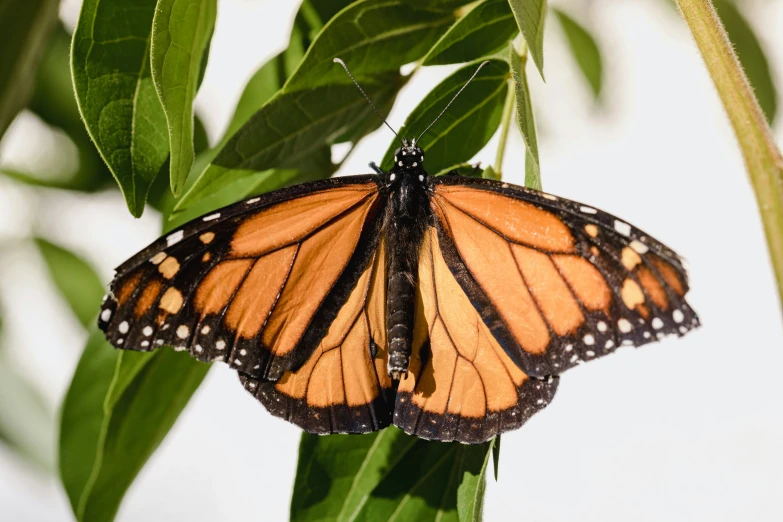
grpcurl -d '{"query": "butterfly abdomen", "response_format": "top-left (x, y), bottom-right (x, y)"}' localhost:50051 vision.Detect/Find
top-left (384, 168), bottom-right (430, 380)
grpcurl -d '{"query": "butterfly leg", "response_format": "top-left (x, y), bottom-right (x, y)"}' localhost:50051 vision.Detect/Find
top-left (369, 162), bottom-right (385, 175)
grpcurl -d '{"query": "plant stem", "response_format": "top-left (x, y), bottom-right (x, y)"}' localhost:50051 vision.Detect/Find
top-left (493, 88), bottom-right (515, 178)
top-left (494, 39), bottom-right (529, 178)
top-left (675, 0), bottom-right (783, 312)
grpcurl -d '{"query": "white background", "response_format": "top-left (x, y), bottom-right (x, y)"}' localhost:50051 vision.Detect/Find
top-left (1, 0), bottom-right (782, 520)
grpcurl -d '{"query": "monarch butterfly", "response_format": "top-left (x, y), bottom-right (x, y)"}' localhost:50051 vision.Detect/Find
top-left (98, 60), bottom-right (698, 444)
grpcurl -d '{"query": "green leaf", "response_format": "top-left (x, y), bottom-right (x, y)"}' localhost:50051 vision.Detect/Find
top-left (284, 0), bottom-right (455, 91)
top-left (291, 427), bottom-right (492, 522)
top-left (508, 44), bottom-right (541, 190)
top-left (34, 238), bottom-right (104, 329)
top-left (59, 332), bottom-right (209, 522)
top-left (0, 311), bottom-right (54, 471)
top-left (713, 0), bottom-right (777, 123)
top-left (434, 163), bottom-right (485, 177)
top-left (0, 0), bottom-right (59, 140)
top-left (423, 0), bottom-right (518, 66)
top-left (400, 0), bottom-right (476, 8)
top-left (507, 0), bottom-right (547, 79)
top-left (553, 8), bottom-right (602, 99)
top-left (381, 59), bottom-right (509, 174)
top-left (176, 76), bottom-right (401, 216)
top-left (25, 24), bottom-right (114, 193)
top-left (71, 0), bottom-right (170, 217)
top-left (151, 0), bottom-right (217, 195)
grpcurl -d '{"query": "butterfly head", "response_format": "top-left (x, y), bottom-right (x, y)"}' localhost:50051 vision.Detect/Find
top-left (393, 139), bottom-right (424, 171)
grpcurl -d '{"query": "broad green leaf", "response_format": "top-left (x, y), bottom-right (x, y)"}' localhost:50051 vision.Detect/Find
top-left (434, 163), bottom-right (485, 177)
top-left (507, 0), bottom-right (547, 79)
top-left (0, 0), bottom-right (59, 140)
top-left (35, 238), bottom-right (104, 329)
top-left (177, 76), bottom-right (402, 216)
top-left (713, 0), bottom-right (777, 123)
top-left (292, 427), bottom-right (492, 522)
top-left (508, 44), bottom-right (541, 190)
top-left (284, 0), bottom-right (455, 91)
top-left (481, 164), bottom-right (498, 180)
top-left (26, 24), bottom-right (114, 193)
top-left (351, 432), bottom-right (492, 521)
top-left (285, 0), bottom-right (357, 75)
top-left (71, 0), bottom-right (170, 217)
top-left (400, 0), bottom-right (476, 8)
top-left (553, 8), bottom-right (602, 99)
top-left (423, 0), bottom-right (518, 66)
top-left (151, 0), bottom-right (217, 195)
top-left (59, 332), bottom-right (209, 522)
top-left (381, 59), bottom-right (509, 174)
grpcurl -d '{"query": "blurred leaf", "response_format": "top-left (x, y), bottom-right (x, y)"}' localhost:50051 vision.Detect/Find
top-left (553, 8), bottom-right (602, 99)
top-left (151, 0), bottom-right (217, 195)
top-left (434, 163), bottom-right (485, 177)
top-left (508, 44), bottom-right (541, 190)
top-left (34, 238), bottom-right (104, 329)
top-left (400, 0), bottom-right (476, 8)
top-left (381, 59), bottom-right (509, 174)
top-left (713, 0), bottom-right (777, 123)
top-left (292, 427), bottom-right (492, 522)
top-left (0, 310), bottom-right (54, 471)
top-left (176, 75), bottom-right (401, 216)
top-left (507, 0), bottom-right (547, 79)
top-left (423, 0), bottom-right (518, 66)
top-left (0, 0), bottom-right (59, 141)
top-left (71, 0), bottom-right (170, 217)
top-left (26, 24), bottom-right (114, 193)
top-left (59, 332), bottom-right (209, 522)
top-left (284, 0), bottom-right (455, 91)
top-left (481, 164), bottom-right (498, 180)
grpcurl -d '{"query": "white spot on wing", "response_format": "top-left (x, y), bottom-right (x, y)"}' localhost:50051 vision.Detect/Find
top-left (614, 220), bottom-right (632, 237)
top-left (176, 325), bottom-right (189, 339)
top-left (673, 310), bottom-right (684, 323)
top-left (580, 206), bottom-right (597, 214)
top-left (246, 197), bottom-right (260, 204)
top-left (216, 340), bottom-right (226, 350)
top-left (618, 318), bottom-right (632, 333)
top-left (203, 213), bottom-right (220, 222)
top-left (167, 230), bottom-right (184, 247)
top-left (142, 326), bottom-right (153, 337)
top-left (100, 309), bottom-right (112, 322)
top-left (583, 334), bottom-right (595, 345)
top-left (652, 317), bottom-right (664, 329)
top-left (118, 321), bottom-right (129, 334)
top-left (630, 240), bottom-right (649, 254)
top-left (150, 252), bottom-right (167, 265)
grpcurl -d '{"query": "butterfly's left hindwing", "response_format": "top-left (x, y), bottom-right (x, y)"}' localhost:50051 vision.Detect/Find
top-left (430, 176), bottom-right (700, 378)
top-left (99, 177), bottom-right (385, 382)
top-left (241, 243), bottom-right (394, 435)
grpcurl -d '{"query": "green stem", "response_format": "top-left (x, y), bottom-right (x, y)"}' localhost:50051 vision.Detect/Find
top-left (675, 0), bottom-right (783, 313)
top-left (493, 87), bottom-right (515, 178)
top-left (494, 39), bottom-right (529, 179)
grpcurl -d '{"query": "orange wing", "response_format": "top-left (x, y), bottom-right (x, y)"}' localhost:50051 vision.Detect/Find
top-left (241, 245), bottom-right (393, 434)
top-left (393, 228), bottom-right (558, 443)
top-left (98, 177), bottom-right (385, 382)
top-left (430, 176), bottom-right (699, 378)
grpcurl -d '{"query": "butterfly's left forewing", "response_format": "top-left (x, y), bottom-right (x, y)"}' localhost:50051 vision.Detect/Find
top-left (99, 177), bottom-right (385, 382)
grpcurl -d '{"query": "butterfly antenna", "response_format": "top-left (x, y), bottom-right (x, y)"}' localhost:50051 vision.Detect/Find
top-left (333, 58), bottom-right (401, 143)
top-left (415, 61), bottom-right (490, 146)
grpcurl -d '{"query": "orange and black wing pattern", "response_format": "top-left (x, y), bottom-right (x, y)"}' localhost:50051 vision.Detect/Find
top-left (430, 176), bottom-right (699, 378)
top-left (98, 177), bottom-right (385, 383)
top-left (241, 243), bottom-right (394, 434)
top-left (393, 228), bottom-right (557, 443)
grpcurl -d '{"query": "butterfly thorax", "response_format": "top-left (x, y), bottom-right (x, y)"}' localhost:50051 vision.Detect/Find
top-left (384, 143), bottom-right (430, 380)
